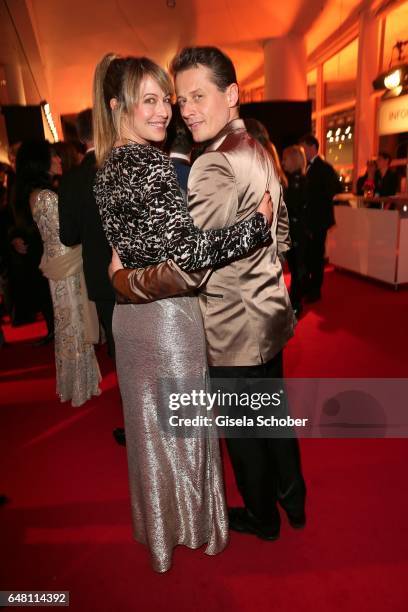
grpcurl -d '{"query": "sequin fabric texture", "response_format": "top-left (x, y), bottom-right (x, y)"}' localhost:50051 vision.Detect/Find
top-left (32, 189), bottom-right (101, 407)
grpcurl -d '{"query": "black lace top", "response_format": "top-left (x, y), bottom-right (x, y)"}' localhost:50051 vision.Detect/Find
top-left (94, 143), bottom-right (269, 271)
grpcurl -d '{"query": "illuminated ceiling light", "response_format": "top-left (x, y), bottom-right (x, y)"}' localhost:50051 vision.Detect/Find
top-left (335, 128), bottom-right (341, 136)
top-left (339, 144), bottom-right (342, 150)
top-left (384, 69), bottom-right (401, 89)
top-left (341, 135), bottom-right (345, 141)
top-left (335, 136), bottom-right (339, 142)
top-left (345, 126), bottom-right (351, 134)
top-left (326, 130), bottom-right (332, 138)
top-left (329, 137), bottom-right (334, 143)
top-left (348, 134), bottom-right (352, 139)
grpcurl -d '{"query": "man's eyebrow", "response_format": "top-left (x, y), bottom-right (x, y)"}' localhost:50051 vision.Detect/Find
top-left (177, 89), bottom-right (202, 98)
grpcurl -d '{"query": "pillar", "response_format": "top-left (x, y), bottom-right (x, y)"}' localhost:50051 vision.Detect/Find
top-left (264, 35), bottom-right (307, 101)
top-left (4, 63), bottom-right (26, 105)
top-left (354, 9), bottom-right (381, 184)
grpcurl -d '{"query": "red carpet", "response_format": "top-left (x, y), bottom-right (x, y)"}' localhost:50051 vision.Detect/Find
top-left (1, 267), bottom-right (408, 611)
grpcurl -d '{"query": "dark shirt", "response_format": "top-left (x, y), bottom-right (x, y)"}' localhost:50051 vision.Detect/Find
top-left (58, 151), bottom-right (114, 302)
top-left (283, 172), bottom-right (307, 247)
top-left (170, 156), bottom-right (191, 193)
top-left (305, 156), bottom-right (341, 232)
top-left (377, 169), bottom-right (398, 197)
top-left (356, 171), bottom-right (380, 196)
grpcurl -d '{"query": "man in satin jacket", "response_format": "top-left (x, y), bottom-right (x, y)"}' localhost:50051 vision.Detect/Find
top-left (111, 47), bottom-right (306, 540)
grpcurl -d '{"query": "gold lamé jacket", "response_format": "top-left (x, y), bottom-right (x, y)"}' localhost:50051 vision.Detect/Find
top-left (113, 118), bottom-right (294, 366)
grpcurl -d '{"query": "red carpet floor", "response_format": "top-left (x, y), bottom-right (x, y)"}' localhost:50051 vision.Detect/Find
top-left (1, 267), bottom-right (408, 611)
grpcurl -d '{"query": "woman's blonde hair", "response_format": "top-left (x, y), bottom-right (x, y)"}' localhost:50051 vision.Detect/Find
top-left (93, 53), bottom-right (174, 166)
top-left (282, 145), bottom-right (307, 176)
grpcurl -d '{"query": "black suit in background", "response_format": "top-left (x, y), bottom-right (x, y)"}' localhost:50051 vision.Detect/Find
top-left (58, 151), bottom-right (115, 357)
top-left (170, 156), bottom-right (191, 193)
top-left (284, 171), bottom-right (308, 310)
top-left (304, 156), bottom-right (341, 298)
top-left (377, 168), bottom-right (398, 196)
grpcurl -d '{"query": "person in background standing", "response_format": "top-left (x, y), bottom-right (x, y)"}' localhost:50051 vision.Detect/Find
top-left (8, 143), bottom-right (55, 342)
top-left (376, 151), bottom-right (398, 196)
top-left (16, 139), bottom-right (101, 406)
top-left (244, 118), bottom-right (288, 189)
top-left (299, 133), bottom-right (341, 303)
top-left (282, 145), bottom-right (308, 317)
top-left (58, 109), bottom-right (124, 442)
top-left (356, 159), bottom-right (379, 197)
top-left (59, 109), bottom-right (116, 359)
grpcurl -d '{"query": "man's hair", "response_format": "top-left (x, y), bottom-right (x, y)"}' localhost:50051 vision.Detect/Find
top-left (378, 150), bottom-right (392, 163)
top-left (299, 133), bottom-right (319, 151)
top-left (170, 46), bottom-right (237, 91)
top-left (76, 108), bottom-right (93, 143)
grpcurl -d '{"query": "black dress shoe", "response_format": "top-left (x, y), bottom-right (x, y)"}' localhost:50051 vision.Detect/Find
top-left (304, 290), bottom-right (321, 303)
top-left (32, 332), bottom-right (54, 347)
top-left (228, 507), bottom-right (280, 541)
top-left (0, 495), bottom-right (10, 506)
top-left (285, 510), bottom-right (306, 529)
top-left (113, 427), bottom-right (126, 446)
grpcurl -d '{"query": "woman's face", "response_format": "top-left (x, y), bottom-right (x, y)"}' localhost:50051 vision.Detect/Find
top-left (366, 160), bottom-right (377, 176)
top-left (282, 152), bottom-right (294, 174)
top-left (129, 75), bottom-right (172, 144)
top-left (50, 152), bottom-right (62, 176)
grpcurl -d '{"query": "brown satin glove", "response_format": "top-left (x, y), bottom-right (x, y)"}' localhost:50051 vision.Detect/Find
top-left (112, 259), bottom-right (210, 304)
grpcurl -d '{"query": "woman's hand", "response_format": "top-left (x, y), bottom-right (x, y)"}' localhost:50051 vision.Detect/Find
top-left (256, 191), bottom-right (273, 226)
top-left (108, 247), bottom-right (124, 280)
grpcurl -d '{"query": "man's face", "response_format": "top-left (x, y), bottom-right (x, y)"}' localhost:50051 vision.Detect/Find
top-left (377, 155), bottom-right (389, 173)
top-left (175, 65), bottom-right (238, 143)
top-left (301, 143), bottom-right (317, 163)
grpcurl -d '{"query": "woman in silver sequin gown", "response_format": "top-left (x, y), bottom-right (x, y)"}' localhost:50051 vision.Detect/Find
top-left (93, 54), bottom-right (271, 572)
top-left (16, 141), bottom-right (101, 407)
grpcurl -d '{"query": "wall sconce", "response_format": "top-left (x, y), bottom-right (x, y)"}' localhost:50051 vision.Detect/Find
top-left (373, 64), bottom-right (407, 98)
top-left (373, 40), bottom-right (408, 98)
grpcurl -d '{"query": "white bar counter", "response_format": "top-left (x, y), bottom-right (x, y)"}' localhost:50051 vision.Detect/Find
top-left (327, 196), bottom-right (408, 286)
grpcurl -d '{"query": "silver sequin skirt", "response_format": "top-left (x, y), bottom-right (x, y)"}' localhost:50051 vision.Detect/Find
top-left (112, 296), bottom-right (228, 572)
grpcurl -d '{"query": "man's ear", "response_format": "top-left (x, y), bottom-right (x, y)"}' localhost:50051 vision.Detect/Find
top-left (227, 83), bottom-right (239, 108)
top-left (110, 98), bottom-right (118, 110)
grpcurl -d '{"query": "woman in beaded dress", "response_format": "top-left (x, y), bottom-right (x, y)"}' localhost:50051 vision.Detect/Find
top-left (16, 140), bottom-right (101, 407)
top-left (93, 54), bottom-right (272, 573)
